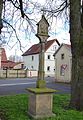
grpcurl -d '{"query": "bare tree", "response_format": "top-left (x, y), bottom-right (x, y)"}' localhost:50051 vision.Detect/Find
top-left (0, 0), bottom-right (69, 52)
top-left (1, 0), bottom-right (83, 111)
top-left (8, 54), bottom-right (23, 62)
top-left (70, 0), bottom-right (83, 110)
top-left (0, 0), bottom-right (44, 51)
top-left (46, 0), bottom-right (83, 110)
top-left (0, 0), bottom-right (3, 33)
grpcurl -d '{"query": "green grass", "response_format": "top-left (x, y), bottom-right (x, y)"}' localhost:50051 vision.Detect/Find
top-left (0, 94), bottom-right (83, 120)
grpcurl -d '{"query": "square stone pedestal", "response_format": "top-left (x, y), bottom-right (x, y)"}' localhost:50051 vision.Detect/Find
top-left (27, 88), bottom-right (56, 119)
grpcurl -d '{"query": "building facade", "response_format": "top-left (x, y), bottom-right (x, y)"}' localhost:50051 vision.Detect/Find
top-left (54, 44), bottom-right (72, 83)
top-left (0, 48), bottom-right (22, 69)
top-left (22, 39), bottom-right (60, 77)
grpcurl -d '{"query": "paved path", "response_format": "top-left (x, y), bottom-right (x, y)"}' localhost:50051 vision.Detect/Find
top-left (0, 77), bottom-right (71, 96)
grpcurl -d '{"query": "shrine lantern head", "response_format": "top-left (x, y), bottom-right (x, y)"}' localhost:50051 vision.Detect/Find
top-left (36, 14), bottom-right (50, 42)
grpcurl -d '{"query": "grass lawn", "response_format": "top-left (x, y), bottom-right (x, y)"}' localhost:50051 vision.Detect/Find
top-left (0, 94), bottom-right (83, 120)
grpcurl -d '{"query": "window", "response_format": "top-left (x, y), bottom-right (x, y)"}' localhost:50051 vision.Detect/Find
top-left (47, 66), bottom-right (50, 71)
top-left (54, 68), bottom-right (55, 71)
top-left (60, 66), bottom-right (65, 76)
top-left (52, 45), bottom-right (57, 51)
top-left (32, 56), bottom-right (34, 61)
top-left (61, 53), bottom-right (64, 60)
top-left (53, 45), bottom-right (56, 51)
top-left (47, 55), bottom-right (50, 59)
top-left (31, 66), bottom-right (33, 69)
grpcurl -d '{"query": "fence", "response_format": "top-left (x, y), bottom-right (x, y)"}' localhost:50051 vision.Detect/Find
top-left (0, 69), bottom-right (38, 78)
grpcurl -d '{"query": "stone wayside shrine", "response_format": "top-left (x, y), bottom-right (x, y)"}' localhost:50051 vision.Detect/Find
top-left (26, 14), bottom-right (56, 119)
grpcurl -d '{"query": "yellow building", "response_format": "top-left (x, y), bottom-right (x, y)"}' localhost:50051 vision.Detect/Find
top-left (54, 44), bottom-right (72, 83)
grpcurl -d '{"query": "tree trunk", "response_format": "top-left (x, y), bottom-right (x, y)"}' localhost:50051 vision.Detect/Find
top-left (78, 28), bottom-right (83, 110)
top-left (70, 0), bottom-right (83, 110)
top-left (0, 0), bottom-right (3, 33)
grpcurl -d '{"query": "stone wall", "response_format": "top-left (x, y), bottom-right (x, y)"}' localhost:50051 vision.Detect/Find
top-left (0, 69), bottom-right (37, 78)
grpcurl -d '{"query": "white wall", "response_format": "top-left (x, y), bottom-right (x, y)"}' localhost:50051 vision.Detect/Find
top-left (23, 54), bottom-right (39, 70)
top-left (23, 41), bottom-right (59, 77)
top-left (44, 42), bottom-right (59, 77)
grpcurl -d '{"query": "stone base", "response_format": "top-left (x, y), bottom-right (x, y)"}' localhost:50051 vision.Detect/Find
top-left (28, 111), bottom-right (55, 119)
top-left (27, 88), bottom-right (56, 119)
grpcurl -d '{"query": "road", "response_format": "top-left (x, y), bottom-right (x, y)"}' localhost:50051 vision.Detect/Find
top-left (0, 77), bottom-right (71, 96)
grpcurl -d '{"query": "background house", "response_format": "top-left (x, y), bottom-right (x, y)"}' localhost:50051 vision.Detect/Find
top-left (0, 47), bottom-right (24, 70)
top-left (0, 48), bottom-right (16, 69)
top-left (22, 39), bottom-right (60, 77)
top-left (13, 62), bottom-right (24, 69)
top-left (54, 44), bottom-right (72, 83)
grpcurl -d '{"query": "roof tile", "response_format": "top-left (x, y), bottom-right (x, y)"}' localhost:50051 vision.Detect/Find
top-left (22, 39), bottom-right (60, 56)
top-left (0, 48), bottom-right (18, 68)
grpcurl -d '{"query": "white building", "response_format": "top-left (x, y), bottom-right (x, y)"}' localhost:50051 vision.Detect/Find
top-left (22, 39), bottom-right (60, 77)
top-left (54, 43), bottom-right (72, 83)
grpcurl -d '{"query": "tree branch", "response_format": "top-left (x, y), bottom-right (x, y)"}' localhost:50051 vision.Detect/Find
top-left (3, 19), bottom-right (23, 52)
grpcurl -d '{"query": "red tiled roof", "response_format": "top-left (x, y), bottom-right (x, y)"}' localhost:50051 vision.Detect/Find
top-left (22, 39), bottom-right (60, 56)
top-left (0, 48), bottom-right (17, 69)
top-left (64, 44), bottom-right (71, 49)
top-left (1, 60), bottom-right (17, 69)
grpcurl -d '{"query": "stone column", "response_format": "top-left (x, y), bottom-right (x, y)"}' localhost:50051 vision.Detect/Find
top-left (37, 41), bottom-right (46, 88)
top-left (27, 14), bottom-right (56, 119)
